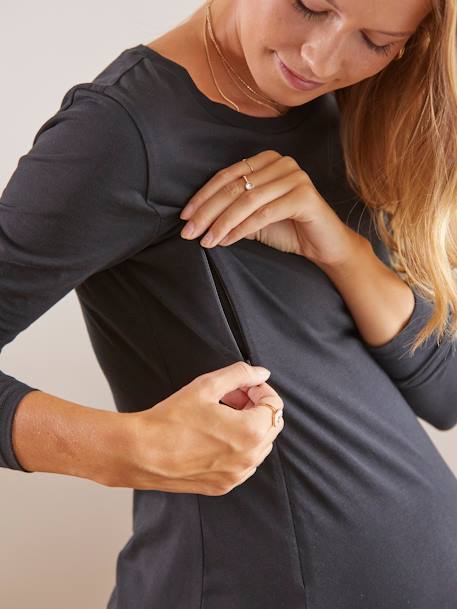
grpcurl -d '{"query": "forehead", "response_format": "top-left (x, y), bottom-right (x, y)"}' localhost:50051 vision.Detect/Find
top-left (328, 0), bottom-right (433, 30)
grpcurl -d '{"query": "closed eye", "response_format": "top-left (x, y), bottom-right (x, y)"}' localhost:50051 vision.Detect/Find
top-left (291, 1), bottom-right (397, 57)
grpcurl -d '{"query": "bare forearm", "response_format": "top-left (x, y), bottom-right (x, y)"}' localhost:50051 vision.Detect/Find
top-left (317, 237), bottom-right (416, 348)
top-left (11, 389), bottom-right (134, 485)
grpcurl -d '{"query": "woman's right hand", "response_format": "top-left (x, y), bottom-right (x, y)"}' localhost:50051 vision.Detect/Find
top-left (104, 361), bottom-right (285, 495)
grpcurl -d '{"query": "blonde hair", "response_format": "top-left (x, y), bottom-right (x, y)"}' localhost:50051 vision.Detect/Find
top-left (334, 0), bottom-right (457, 355)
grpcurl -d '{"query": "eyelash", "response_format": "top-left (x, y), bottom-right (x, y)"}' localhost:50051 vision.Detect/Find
top-left (291, 1), bottom-right (396, 57)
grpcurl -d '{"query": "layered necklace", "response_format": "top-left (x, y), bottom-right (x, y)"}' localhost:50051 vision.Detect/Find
top-left (203, 0), bottom-right (288, 116)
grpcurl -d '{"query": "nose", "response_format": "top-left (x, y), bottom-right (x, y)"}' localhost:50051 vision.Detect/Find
top-left (300, 32), bottom-right (345, 83)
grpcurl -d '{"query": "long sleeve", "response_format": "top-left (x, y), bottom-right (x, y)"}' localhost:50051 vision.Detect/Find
top-left (0, 85), bottom-right (161, 472)
top-left (364, 286), bottom-right (457, 431)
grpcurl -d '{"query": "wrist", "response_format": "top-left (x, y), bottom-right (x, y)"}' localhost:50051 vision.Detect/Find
top-left (316, 232), bottom-right (373, 280)
top-left (91, 410), bottom-right (140, 488)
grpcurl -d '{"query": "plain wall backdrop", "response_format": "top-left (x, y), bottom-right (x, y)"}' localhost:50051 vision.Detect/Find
top-left (1, 2), bottom-right (456, 608)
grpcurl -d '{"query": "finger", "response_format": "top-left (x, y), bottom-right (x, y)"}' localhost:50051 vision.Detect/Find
top-left (212, 173), bottom-right (305, 247)
top-left (245, 381), bottom-right (285, 440)
top-left (180, 150), bottom-right (282, 220)
top-left (191, 164), bottom-right (303, 246)
top-left (216, 190), bottom-right (305, 247)
top-left (181, 156), bottom-right (288, 243)
top-left (247, 381), bottom-right (284, 413)
top-left (245, 231), bottom-right (258, 240)
top-left (219, 387), bottom-right (251, 410)
top-left (214, 380), bottom-right (284, 443)
top-left (191, 154), bottom-right (298, 229)
top-left (199, 361), bottom-right (271, 402)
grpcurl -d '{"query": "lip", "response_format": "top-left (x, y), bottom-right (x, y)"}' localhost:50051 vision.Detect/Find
top-left (274, 52), bottom-right (324, 91)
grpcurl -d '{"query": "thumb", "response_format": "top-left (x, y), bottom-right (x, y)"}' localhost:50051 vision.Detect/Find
top-left (202, 361), bottom-right (271, 401)
top-left (246, 382), bottom-right (283, 412)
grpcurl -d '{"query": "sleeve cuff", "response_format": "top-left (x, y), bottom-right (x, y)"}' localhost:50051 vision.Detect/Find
top-left (0, 382), bottom-right (41, 472)
top-left (364, 288), bottom-right (436, 359)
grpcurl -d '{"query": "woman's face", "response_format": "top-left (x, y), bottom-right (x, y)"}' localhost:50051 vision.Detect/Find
top-left (237, 0), bottom-right (432, 103)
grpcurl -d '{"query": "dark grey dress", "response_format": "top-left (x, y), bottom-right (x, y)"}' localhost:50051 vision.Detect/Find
top-left (1, 44), bottom-right (456, 608)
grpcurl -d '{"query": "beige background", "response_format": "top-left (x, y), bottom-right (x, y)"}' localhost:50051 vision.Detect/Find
top-left (1, 1), bottom-right (456, 608)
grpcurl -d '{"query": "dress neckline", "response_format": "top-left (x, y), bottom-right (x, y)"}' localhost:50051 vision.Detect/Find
top-left (134, 43), bottom-right (321, 133)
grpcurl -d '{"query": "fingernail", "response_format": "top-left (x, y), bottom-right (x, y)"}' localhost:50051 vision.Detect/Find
top-left (181, 221), bottom-right (195, 238)
top-left (253, 366), bottom-right (270, 377)
top-left (180, 204), bottom-right (194, 220)
top-left (201, 231), bottom-right (214, 247)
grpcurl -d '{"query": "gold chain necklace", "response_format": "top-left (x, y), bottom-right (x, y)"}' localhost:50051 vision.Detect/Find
top-left (211, 28), bottom-right (280, 110)
top-left (205, 0), bottom-right (284, 112)
top-left (203, 0), bottom-right (286, 115)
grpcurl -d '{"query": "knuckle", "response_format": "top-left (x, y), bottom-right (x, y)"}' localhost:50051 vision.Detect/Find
top-left (247, 423), bottom-right (264, 444)
top-left (235, 360), bottom-right (252, 377)
top-left (195, 374), bottom-right (218, 395)
top-left (231, 431), bottom-right (246, 449)
top-left (217, 166), bottom-right (231, 179)
top-left (214, 483), bottom-right (232, 495)
top-left (186, 376), bottom-right (201, 396)
top-left (221, 180), bottom-right (240, 197)
top-left (265, 149), bottom-right (282, 161)
top-left (257, 205), bottom-right (272, 220)
top-left (237, 454), bottom-right (257, 470)
top-left (296, 178), bottom-right (311, 194)
top-left (296, 169), bottom-right (310, 183)
top-left (282, 155), bottom-right (298, 170)
top-left (225, 470), bottom-right (241, 486)
top-left (242, 190), bottom-right (257, 205)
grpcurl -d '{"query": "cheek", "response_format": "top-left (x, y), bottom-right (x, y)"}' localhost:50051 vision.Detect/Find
top-left (339, 49), bottom-right (394, 85)
top-left (240, 0), bottom-right (296, 53)
top-left (357, 58), bottom-right (393, 80)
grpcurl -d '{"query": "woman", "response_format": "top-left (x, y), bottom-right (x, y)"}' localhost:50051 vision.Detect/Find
top-left (1, 0), bottom-right (457, 607)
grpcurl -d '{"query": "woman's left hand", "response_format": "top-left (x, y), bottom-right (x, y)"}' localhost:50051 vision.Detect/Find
top-left (179, 149), bottom-right (367, 268)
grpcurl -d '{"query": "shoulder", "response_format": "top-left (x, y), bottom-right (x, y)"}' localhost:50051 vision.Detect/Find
top-left (32, 44), bottom-right (161, 150)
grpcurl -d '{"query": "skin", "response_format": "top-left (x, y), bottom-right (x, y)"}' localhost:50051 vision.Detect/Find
top-left (9, 0), bottom-right (437, 498)
top-left (171, 1), bottom-right (433, 258)
top-left (145, 2), bottom-right (433, 410)
top-left (148, 0), bottom-right (433, 253)
top-left (147, 0), bottom-right (432, 117)
top-left (165, 0), bottom-right (435, 356)
top-left (16, 0), bottom-right (430, 494)
top-left (162, 0), bottom-right (434, 490)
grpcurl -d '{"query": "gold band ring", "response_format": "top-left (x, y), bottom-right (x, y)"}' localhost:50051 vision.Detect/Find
top-left (241, 158), bottom-right (255, 191)
top-left (257, 402), bottom-right (284, 427)
top-left (242, 158), bottom-right (255, 174)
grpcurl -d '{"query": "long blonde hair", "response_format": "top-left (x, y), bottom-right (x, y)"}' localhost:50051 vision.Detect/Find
top-left (334, 0), bottom-right (457, 355)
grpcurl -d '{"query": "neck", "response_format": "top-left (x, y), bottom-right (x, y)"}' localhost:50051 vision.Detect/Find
top-left (194, 0), bottom-right (290, 116)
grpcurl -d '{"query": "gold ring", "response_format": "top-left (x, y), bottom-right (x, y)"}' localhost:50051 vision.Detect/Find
top-left (257, 402), bottom-right (284, 427)
top-left (242, 158), bottom-right (255, 174)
